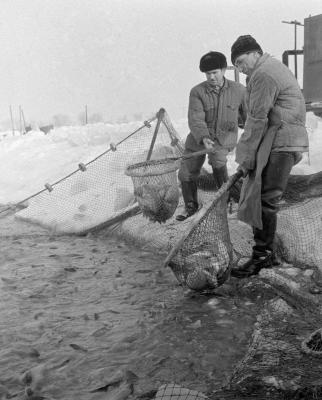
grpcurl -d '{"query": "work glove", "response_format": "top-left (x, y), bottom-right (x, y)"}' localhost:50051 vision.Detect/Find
top-left (237, 164), bottom-right (249, 178)
top-left (202, 137), bottom-right (215, 151)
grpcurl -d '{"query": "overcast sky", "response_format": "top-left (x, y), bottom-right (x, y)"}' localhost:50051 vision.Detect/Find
top-left (1, 0), bottom-right (321, 124)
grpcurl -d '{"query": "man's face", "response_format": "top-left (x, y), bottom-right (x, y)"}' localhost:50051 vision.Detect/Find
top-left (234, 52), bottom-right (258, 76)
top-left (205, 68), bottom-right (225, 87)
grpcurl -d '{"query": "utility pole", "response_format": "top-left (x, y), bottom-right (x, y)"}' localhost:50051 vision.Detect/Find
top-left (85, 105), bottom-right (88, 125)
top-left (9, 105), bottom-right (15, 136)
top-left (282, 19), bottom-right (304, 79)
top-left (19, 105), bottom-right (22, 134)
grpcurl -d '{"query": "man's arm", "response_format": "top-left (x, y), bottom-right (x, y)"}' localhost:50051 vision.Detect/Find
top-left (188, 88), bottom-right (212, 145)
top-left (236, 73), bottom-right (278, 171)
top-left (238, 88), bottom-right (248, 128)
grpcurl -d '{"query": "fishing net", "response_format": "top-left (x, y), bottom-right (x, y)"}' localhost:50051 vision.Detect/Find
top-left (301, 328), bottom-right (322, 356)
top-left (213, 293), bottom-right (322, 399)
top-left (0, 108), bottom-right (184, 234)
top-left (154, 383), bottom-right (207, 400)
top-left (163, 173), bottom-right (242, 291)
top-left (125, 158), bottom-right (180, 223)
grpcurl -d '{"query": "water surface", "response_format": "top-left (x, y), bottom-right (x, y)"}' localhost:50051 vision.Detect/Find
top-left (0, 214), bottom-right (259, 399)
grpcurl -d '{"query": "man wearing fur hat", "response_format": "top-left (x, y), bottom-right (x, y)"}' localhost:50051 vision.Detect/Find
top-left (230, 35), bottom-right (309, 278)
top-left (176, 51), bottom-right (247, 221)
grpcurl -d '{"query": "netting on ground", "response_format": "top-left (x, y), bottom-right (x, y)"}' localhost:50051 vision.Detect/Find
top-left (213, 294), bottom-right (322, 399)
top-left (276, 198), bottom-right (322, 270)
top-left (155, 383), bottom-right (207, 400)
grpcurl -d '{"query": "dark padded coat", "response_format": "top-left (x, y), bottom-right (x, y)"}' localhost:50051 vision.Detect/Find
top-left (236, 53), bottom-right (309, 171)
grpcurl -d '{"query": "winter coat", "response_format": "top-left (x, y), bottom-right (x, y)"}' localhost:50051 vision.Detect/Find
top-left (185, 78), bottom-right (247, 152)
top-left (236, 53), bottom-right (309, 171)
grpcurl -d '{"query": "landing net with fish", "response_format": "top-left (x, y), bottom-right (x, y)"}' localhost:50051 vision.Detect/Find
top-left (125, 149), bottom-right (212, 224)
top-left (163, 171), bottom-right (242, 291)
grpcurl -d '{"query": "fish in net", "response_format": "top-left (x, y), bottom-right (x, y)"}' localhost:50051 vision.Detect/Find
top-left (163, 172), bottom-right (242, 291)
top-left (125, 158), bottom-right (180, 223)
top-left (125, 150), bottom-right (212, 224)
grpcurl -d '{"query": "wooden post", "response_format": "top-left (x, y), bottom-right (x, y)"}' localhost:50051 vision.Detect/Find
top-left (146, 108), bottom-right (165, 161)
top-left (9, 105), bottom-right (15, 136)
top-left (20, 107), bottom-right (27, 134)
top-left (234, 68), bottom-right (240, 83)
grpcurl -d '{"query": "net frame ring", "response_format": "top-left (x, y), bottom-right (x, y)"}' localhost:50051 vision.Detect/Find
top-left (301, 328), bottom-right (322, 356)
top-left (125, 158), bottom-right (180, 223)
top-left (125, 158), bottom-right (180, 197)
top-left (125, 158), bottom-right (180, 179)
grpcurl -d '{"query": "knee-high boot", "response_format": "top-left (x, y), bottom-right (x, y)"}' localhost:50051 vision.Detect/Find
top-left (176, 181), bottom-right (198, 221)
top-left (212, 166), bottom-right (228, 190)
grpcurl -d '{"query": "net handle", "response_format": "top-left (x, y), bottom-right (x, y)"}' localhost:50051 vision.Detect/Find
top-left (142, 148), bottom-right (215, 163)
top-left (179, 149), bottom-right (214, 160)
top-left (125, 149), bottom-right (215, 177)
top-left (162, 169), bottom-right (243, 268)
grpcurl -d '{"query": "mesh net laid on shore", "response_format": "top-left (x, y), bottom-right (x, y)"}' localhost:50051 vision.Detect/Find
top-left (0, 109), bottom-right (184, 234)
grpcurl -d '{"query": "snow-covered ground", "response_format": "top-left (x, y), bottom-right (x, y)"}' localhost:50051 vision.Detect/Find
top-left (1, 112), bottom-right (321, 233)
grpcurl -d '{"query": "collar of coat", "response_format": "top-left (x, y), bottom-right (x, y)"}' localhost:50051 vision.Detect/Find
top-left (205, 77), bottom-right (228, 94)
top-left (246, 52), bottom-right (271, 83)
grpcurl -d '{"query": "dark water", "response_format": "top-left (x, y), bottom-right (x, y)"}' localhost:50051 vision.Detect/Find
top-left (0, 214), bottom-right (259, 400)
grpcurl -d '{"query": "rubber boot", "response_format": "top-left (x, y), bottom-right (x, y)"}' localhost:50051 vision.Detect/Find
top-left (212, 166), bottom-right (228, 190)
top-left (176, 181), bottom-right (198, 221)
top-left (230, 250), bottom-right (274, 279)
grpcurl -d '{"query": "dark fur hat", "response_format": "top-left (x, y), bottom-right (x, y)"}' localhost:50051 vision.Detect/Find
top-left (231, 35), bottom-right (263, 65)
top-left (199, 51), bottom-right (227, 72)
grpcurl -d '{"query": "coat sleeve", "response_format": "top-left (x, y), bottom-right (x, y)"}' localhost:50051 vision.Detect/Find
top-left (236, 73), bottom-right (278, 170)
top-left (238, 87), bottom-right (248, 128)
top-left (188, 87), bottom-right (211, 145)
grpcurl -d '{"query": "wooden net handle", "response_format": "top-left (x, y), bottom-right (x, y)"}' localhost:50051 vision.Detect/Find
top-left (180, 149), bottom-right (214, 160)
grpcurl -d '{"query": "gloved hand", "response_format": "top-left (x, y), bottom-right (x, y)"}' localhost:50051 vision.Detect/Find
top-left (202, 137), bottom-right (215, 151)
top-left (237, 164), bottom-right (249, 178)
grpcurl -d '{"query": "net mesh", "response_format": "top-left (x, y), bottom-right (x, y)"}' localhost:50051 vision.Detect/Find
top-left (213, 295), bottom-right (322, 399)
top-left (165, 190), bottom-right (234, 291)
top-left (125, 158), bottom-right (180, 223)
top-left (154, 383), bottom-right (207, 400)
top-left (1, 109), bottom-right (183, 234)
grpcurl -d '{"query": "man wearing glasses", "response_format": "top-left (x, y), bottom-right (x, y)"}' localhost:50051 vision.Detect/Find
top-left (230, 35), bottom-right (309, 278)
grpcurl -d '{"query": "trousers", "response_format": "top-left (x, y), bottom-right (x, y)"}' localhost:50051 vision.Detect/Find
top-left (253, 151), bottom-right (297, 254)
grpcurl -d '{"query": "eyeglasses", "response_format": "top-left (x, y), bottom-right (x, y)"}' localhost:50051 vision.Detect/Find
top-left (234, 53), bottom-right (251, 68)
